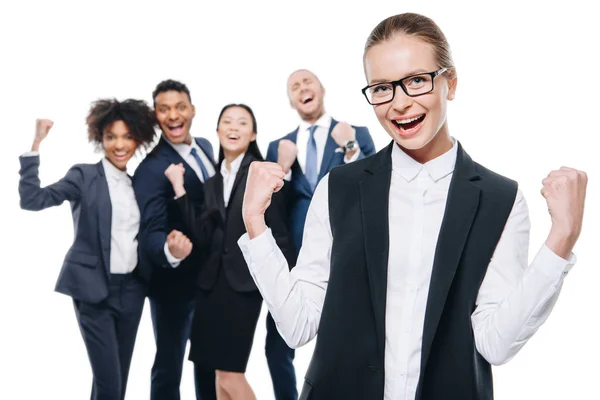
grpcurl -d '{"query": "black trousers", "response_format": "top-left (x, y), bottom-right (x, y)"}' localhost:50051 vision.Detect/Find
top-left (73, 273), bottom-right (146, 400)
top-left (149, 293), bottom-right (216, 400)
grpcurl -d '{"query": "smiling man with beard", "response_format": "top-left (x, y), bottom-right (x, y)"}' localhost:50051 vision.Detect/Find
top-left (133, 80), bottom-right (217, 400)
top-left (264, 69), bottom-right (376, 400)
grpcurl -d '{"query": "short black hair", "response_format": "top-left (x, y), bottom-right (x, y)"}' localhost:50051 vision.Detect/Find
top-left (152, 79), bottom-right (192, 106)
top-left (86, 98), bottom-right (156, 148)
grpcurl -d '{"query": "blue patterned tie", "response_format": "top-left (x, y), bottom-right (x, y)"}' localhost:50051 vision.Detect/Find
top-left (190, 147), bottom-right (210, 182)
top-left (305, 125), bottom-right (318, 191)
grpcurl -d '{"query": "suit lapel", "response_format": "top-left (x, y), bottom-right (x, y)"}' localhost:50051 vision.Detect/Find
top-left (229, 152), bottom-right (254, 203)
top-left (318, 119), bottom-right (339, 180)
top-left (359, 142), bottom-right (394, 360)
top-left (287, 128), bottom-right (313, 196)
top-left (212, 167), bottom-right (226, 220)
top-left (196, 138), bottom-right (216, 166)
top-left (419, 142), bottom-right (481, 376)
top-left (96, 162), bottom-right (112, 279)
top-left (157, 137), bottom-right (203, 186)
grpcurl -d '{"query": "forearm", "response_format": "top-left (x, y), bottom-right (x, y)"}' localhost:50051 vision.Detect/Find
top-left (239, 229), bottom-right (324, 348)
top-left (472, 245), bottom-right (575, 365)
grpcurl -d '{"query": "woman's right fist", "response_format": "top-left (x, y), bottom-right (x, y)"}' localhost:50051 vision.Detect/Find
top-left (35, 119), bottom-right (54, 142)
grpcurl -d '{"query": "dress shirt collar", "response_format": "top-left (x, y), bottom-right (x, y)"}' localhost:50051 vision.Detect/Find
top-left (164, 135), bottom-right (201, 158)
top-left (391, 137), bottom-right (458, 182)
top-left (102, 158), bottom-right (130, 185)
top-left (298, 114), bottom-right (332, 136)
top-left (221, 152), bottom-right (246, 178)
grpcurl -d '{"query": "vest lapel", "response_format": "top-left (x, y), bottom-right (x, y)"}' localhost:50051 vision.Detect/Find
top-left (359, 142), bottom-right (394, 360)
top-left (419, 142), bottom-right (481, 376)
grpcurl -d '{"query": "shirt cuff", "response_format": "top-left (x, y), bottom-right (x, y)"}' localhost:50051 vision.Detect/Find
top-left (284, 170), bottom-right (292, 181)
top-left (530, 244), bottom-right (576, 281)
top-left (238, 228), bottom-right (277, 273)
top-left (21, 151), bottom-right (39, 157)
top-left (164, 241), bottom-right (182, 268)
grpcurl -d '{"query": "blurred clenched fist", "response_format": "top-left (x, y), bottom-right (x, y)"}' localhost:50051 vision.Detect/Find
top-left (167, 229), bottom-right (193, 260)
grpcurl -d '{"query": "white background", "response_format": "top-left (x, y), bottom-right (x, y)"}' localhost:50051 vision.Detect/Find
top-left (1, 0), bottom-right (598, 399)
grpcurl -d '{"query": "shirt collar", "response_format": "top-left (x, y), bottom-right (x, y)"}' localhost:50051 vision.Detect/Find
top-left (220, 152), bottom-right (246, 178)
top-left (391, 137), bottom-right (458, 182)
top-left (164, 135), bottom-right (200, 158)
top-left (298, 114), bottom-right (332, 134)
top-left (102, 158), bottom-right (130, 184)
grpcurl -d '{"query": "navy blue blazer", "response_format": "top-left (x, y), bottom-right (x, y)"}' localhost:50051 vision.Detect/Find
top-left (266, 118), bottom-right (376, 254)
top-left (18, 155), bottom-right (148, 304)
top-left (132, 136), bottom-right (215, 299)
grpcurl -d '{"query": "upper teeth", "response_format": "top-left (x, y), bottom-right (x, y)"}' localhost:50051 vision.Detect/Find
top-left (115, 152), bottom-right (126, 156)
top-left (396, 116), bottom-right (422, 124)
top-left (303, 95), bottom-right (312, 102)
top-left (228, 134), bottom-right (239, 139)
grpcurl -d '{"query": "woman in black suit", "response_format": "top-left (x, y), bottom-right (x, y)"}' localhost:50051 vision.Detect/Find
top-left (164, 103), bottom-right (295, 399)
top-left (18, 100), bottom-right (163, 400)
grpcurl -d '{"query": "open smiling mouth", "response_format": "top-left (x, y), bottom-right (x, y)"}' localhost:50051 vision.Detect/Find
top-left (393, 114), bottom-right (425, 135)
top-left (168, 123), bottom-right (184, 134)
top-left (302, 94), bottom-right (313, 105)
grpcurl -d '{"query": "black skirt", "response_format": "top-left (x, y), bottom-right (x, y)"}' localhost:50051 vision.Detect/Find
top-left (188, 268), bottom-right (262, 372)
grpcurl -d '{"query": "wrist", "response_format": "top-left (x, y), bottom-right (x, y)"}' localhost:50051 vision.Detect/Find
top-left (244, 214), bottom-right (267, 239)
top-left (173, 184), bottom-right (186, 198)
top-left (546, 226), bottom-right (578, 260)
top-left (345, 148), bottom-right (358, 158)
top-left (31, 139), bottom-right (42, 152)
top-left (278, 161), bottom-right (293, 174)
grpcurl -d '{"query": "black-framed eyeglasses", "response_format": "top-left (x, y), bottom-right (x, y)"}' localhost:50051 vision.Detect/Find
top-left (361, 68), bottom-right (449, 105)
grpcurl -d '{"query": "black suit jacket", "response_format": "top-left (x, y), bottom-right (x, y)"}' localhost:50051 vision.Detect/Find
top-left (18, 155), bottom-right (149, 304)
top-left (176, 152), bottom-right (295, 292)
top-left (133, 136), bottom-right (215, 299)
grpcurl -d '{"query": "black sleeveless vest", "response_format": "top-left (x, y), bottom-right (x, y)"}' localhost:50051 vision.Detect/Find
top-left (299, 141), bottom-right (517, 400)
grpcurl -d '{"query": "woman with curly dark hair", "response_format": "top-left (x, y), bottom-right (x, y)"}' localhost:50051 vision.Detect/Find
top-left (18, 98), bottom-right (161, 400)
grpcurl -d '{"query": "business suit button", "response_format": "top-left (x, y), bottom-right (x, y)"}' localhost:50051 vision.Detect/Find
top-left (223, 247), bottom-right (229, 254)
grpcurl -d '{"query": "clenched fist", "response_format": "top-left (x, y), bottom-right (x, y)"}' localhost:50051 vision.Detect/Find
top-left (331, 121), bottom-right (356, 147)
top-left (277, 139), bottom-right (298, 174)
top-left (32, 119), bottom-right (54, 151)
top-left (167, 229), bottom-right (193, 260)
top-left (242, 161), bottom-right (286, 238)
top-left (542, 167), bottom-right (587, 259)
top-left (165, 163), bottom-right (186, 197)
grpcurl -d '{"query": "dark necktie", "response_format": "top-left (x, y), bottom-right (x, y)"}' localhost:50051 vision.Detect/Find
top-left (190, 147), bottom-right (210, 182)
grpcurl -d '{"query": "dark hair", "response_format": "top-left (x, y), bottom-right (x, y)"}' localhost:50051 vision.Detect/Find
top-left (364, 13), bottom-right (455, 75)
top-left (216, 104), bottom-right (263, 163)
top-left (86, 98), bottom-right (156, 148)
top-left (152, 79), bottom-right (192, 106)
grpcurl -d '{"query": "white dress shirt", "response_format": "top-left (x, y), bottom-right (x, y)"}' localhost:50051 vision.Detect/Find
top-left (286, 114), bottom-right (360, 180)
top-left (163, 137), bottom-right (216, 267)
top-left (221, 153), bottom-right (245, 207)
top-left (238, 140), bottom-right (576, 400)
top-left (101, 158), bottom-right (140, 274)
